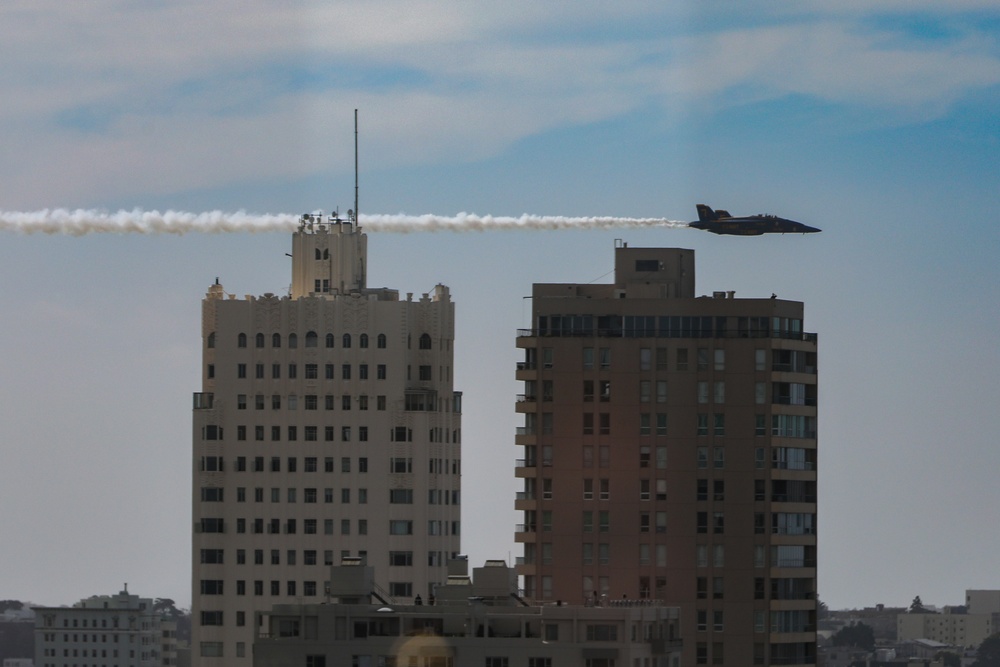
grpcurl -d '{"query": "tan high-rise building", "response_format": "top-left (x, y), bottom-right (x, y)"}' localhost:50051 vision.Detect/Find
top-left (192, 213), bottom-right (462, 665)
top-left (515, 243), bottom-right (817, 666)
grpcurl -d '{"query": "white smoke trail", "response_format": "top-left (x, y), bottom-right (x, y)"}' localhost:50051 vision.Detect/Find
top-left (360, 213), bottom-right (689, 233)
top-left (0, 209), bottom-right (689, 236)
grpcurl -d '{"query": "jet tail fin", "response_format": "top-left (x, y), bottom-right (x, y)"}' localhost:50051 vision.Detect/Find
top-left (696, 204), bottom-right (717, 222)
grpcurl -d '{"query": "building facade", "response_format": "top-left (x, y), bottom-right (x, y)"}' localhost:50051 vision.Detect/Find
top-left (192, 214), bottom-right (462, 665)
top-left (253, 559), bottom-right (682, 667)
top-left (34, 588), bottom-right (177, 667)
top-left (514, 244), bottom-right (818, 666)
top-left (898, 610), bottom-right (994, 649)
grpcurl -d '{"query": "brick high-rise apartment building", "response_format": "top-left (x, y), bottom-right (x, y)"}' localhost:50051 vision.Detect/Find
top-left (515, 243), bottom-right (817, 666)
top-left (192, 214), bottom-right (462, 665)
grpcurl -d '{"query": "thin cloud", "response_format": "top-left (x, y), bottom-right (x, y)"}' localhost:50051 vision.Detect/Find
top-left (0, 2), bottom-right (997, 207)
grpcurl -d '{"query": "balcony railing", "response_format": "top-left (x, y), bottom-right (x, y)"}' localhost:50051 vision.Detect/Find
top-left (773, 558), bottom-right (817, 568)
top-left (772, 363), bottom-right (818, 374)
top-left (771, 494), bottom-right (817, 503)
top-left (773, 398), bottom-right (818, 407)
top-left (772, 527), bottom-right (816, 536)
top-left (772, 462), bottom-right (815, 471)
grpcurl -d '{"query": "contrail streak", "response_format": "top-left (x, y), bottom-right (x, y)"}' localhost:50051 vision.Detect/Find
top-left (0, 209), bottom-right (689, 236)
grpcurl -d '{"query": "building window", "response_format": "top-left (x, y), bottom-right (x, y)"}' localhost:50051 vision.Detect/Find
top-left (390, 489), bottom-right (413, 504)
top-left (389, 520), bottom-right (413, 535)
top-left (389, 551), bottom-right (413, 566)
top-left (199, 580), bottom-right (223, 595)
top-left (200, 642), bottom-right (224, 657)
top-left (389, 582), bottom-right (413, 597)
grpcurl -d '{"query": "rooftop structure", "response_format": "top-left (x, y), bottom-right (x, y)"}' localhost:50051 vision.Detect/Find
top-left (253, 559), bottom-right (682, 667)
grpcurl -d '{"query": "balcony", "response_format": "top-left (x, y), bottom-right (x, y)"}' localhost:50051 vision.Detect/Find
top-left (772, 462), bottom-right (816, 471)
top-left (773, 397), bottom-right (818, 407)
top-left (772, 558), bottom-right (817, 569)
top-left (771, 494), bottom-right (817, 504)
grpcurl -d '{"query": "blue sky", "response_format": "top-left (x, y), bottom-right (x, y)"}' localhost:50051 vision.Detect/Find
top-left (1, 1), bottom-right (998, 611)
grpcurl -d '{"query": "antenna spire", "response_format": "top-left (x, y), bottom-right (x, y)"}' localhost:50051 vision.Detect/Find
top-left (354, 109), bottom-right (359, 224)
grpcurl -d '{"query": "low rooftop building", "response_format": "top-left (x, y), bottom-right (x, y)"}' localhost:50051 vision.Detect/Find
top-left (254, 559), bottom-right (682, 667)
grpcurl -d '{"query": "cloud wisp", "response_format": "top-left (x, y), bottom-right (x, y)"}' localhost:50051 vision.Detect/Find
top-left (0, 209), bottom-right (688, 236)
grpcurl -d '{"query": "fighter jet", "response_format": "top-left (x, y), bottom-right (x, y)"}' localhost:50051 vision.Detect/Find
top-left (689, 204), bottom-right (821, 235)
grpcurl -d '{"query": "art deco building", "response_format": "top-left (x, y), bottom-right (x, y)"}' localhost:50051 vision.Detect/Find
top-left (515, 243), bottom-right (818, 666)
top-left (192, 213), bottom-right (462, 665)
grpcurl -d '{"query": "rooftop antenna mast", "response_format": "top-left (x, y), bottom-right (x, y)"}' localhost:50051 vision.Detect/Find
top-left (353, 109), bottom-right (359, 224)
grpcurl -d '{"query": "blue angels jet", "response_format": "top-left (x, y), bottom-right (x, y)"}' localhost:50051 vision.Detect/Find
top-left (689, 204), bottom-right (821, 235)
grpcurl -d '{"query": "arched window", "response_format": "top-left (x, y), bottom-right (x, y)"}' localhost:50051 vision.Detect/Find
top-left (377, 333), bottom-right (387, 349)
top-left (323, 248), bottom-right (330, 259)
top-left (342, 333), bottom-right (352, 349)
top-left (207, 332), bottom-right (216, 349)
top-left (288, 333), bottom-right (298, 349)
top-left (305, 331), bottom-right (318, 348)
top-left (359, 333), bottom-right (369, 349)
top-left (237, 333), bottom-right (247, 348)
top-left (272, 333), bottom-right (281, 348)
top-left (419, 333), bottom-right (432, 350)
top-left (325, 333), bottom-right (335, 348)
top-left (314, 248), bottom-right (321, 260)
top-left (255, 333), bottom-right (265, 348)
